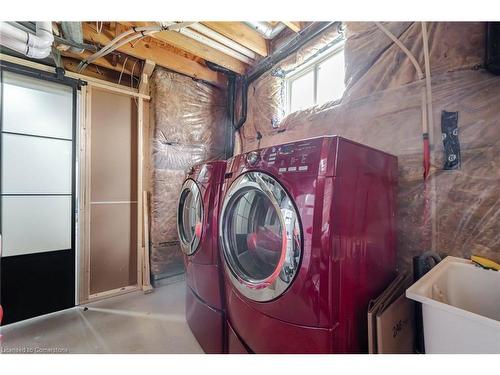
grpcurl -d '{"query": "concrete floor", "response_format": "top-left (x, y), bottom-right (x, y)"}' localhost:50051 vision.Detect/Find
top-left (0, 280), bottom-right (204, 354)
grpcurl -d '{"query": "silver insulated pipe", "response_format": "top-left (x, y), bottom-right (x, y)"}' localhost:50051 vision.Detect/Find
top-left (61, 22), bottom-right (84, 53)
top-left (244, 21), bottom-right (287, 39)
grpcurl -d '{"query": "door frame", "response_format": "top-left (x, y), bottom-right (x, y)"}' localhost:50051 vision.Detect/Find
top-left (78, 84), bottom-right (146, 303)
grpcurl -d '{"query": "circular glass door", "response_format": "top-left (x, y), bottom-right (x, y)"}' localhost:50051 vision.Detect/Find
top-left (177, 179), bottom-right (203, 255)
top-left (220, 172), bottom-right (302, 302)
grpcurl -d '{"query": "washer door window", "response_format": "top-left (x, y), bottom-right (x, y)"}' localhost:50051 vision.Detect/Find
top-left (178, 179), bottom-right (203, 255)
top-left (220, 172), bottom-right (301, 302)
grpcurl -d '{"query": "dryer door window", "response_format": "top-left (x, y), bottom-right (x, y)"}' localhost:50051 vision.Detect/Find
top-left (177, 179), bottom-right (203, 255)
top-left (220, 172), bottom-right (302, 302)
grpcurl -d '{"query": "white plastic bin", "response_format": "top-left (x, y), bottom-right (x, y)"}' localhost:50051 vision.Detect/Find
top-left (406, 256), bottom-right (500, 354)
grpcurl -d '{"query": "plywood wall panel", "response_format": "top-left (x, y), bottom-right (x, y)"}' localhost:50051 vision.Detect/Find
top-left (90, 203), bottom-right (138, 294)
top-left (89, 88), bottom-right (138, 294)
top-left (90, 89), bottom-right (137, 202)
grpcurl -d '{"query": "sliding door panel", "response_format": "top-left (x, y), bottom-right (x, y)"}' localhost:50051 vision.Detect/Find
top-left (1, 196), bottom-right (72, 257)
top-left (2, 133), bottom-right (72, 194)
top-left (0, 67), bottom-right (76, 325)
top-left (2, 72), bottom-right (73, 139)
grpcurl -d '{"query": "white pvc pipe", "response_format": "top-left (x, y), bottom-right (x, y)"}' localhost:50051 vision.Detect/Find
top-left (188, 23), bottom-right (257, 59)
top-left (177, 27), bottom-right (254, 64)
top-left (29, 22), bottom-right (53, 50)
top-left (421, 22), bottom-right (434, 139)
top-left (1, 22), bottom-right (26, 41)
top-left (0, 21), bottom-right (53, 59)
top-left (0, 33), bottom-right (29, 54)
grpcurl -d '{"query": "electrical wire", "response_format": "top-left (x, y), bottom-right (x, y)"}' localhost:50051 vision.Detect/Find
top-left (374, 22), bottom-right (431, 178)
top-left (118, 56), bottom-right (129, 85)
top-left (78, 22), bottom-right (194, 73)
top-left (130, 58), bottom-right (139, 89)
top-left (131, 59), bottom-right (141, 107)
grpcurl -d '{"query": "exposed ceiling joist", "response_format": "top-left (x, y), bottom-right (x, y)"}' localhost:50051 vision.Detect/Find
top-left (62, 57), bottom-right (124, 84)
top-left (201, 22), bottom-right (269, 57)
top-left (60, 49), bottom-right (139, 77)
top-left (81, 22), bottom-right (226, 88)
top-left (283, 22), bottom-right (303, 33)
top-left (123, 22), bottom-right (247, 74)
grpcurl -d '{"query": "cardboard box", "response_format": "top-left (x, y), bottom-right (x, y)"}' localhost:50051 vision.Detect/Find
top-left (368, 273), bottom-right (415, 353)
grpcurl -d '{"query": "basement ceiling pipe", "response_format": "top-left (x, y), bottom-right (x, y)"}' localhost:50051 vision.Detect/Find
top-left (188, 23), bottom-right (257, 59)
top-left (244, 21), bottom-right (287, 39)
top-left (0, 21), bottom-right (54, 59)
top-left (176, 26), bottom-right (254, 64)
top-left (60, 22), bottom-right (84, 53)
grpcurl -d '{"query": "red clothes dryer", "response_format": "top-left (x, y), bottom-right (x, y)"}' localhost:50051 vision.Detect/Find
top-left (219, 136), bottom-right (398, 354)
top-left (177, 160), bottom-right (227, 353)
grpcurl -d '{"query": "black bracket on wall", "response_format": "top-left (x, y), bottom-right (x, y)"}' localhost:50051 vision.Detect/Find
top-left (486, 22), bottom-right (500, 75)
top-left (441, 111), bottom-right (461, 170)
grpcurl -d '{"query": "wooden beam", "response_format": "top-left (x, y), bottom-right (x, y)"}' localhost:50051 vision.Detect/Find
top-left (121, 22), bottom-right (247, 74)
top-left (82, 23), bottom-right (226, 88)
top-left (138, 59), bottom-right (155, 95)
top-left (202, 22), bottom-right (268, 57)
top-left (62, 57), bottom-right (123, 84)
top-left (283, 22), bottom-right (302, 33)
top-left (60, 49), bottom-right (139, 77)
top-left (142, 191), bottom-right (153, 293)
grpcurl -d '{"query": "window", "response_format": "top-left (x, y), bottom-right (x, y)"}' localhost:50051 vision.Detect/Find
top-left (287, 44), bottom-right (345, 114)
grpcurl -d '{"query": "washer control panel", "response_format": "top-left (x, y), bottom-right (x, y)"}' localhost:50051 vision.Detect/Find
top-left (241, 137), bottom-right (326, 176)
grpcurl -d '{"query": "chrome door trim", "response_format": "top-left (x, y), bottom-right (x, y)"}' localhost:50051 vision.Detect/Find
top-left (177, 178), bottom-right (203, 256)
top-left (219, 171), bottom-right (302, 302)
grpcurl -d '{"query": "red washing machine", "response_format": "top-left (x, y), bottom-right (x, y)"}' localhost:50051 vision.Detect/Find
top-left (219, 136), bottom-right (398, 354)
top-left (177, 160), bottom-right (227, 353)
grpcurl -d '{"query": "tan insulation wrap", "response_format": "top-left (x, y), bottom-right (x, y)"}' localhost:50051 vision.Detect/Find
top-left (239, 22), bottom-right (500, 270)
top-left (343, 22), bottom-right (485, 100)
top-left (149, 68), bottom-right (227, 276)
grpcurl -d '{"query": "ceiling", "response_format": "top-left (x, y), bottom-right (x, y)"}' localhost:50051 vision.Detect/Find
top-left (55, 21), bottom-right (306, 88)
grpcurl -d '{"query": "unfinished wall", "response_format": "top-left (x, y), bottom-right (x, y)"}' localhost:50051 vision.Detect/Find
top-left (239, 22), bottom-right (500, 271)
top-left (89, 88), bottom-right (138, 295)
top-left (149, 68), bottom-right (227, 279)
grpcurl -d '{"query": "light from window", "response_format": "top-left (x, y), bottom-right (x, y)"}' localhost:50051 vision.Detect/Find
top-left (287, 46), bottom-right (345, 114)
top-left (289, 69), bottom-right (315, 113)
top-left (317, 50), bottom-right (345, 106)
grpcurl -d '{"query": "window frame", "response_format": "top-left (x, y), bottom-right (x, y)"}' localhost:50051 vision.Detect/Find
top-left (286, 41), bottom-right (345, 115)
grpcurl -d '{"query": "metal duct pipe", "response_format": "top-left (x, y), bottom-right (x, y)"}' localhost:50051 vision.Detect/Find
top-left (0, 21), bottom-right (53, 59)
top-left (244, 21), bottom-right (286, 39)
top-left (61, 22), bottom-right (84, 53)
